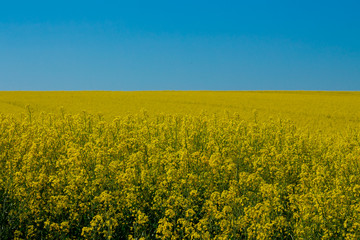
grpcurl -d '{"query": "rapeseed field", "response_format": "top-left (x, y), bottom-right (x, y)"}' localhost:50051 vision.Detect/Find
top-left (1, 91), bottom-right (360, 239)
top-left (1, 91), bottom-right (360, 132)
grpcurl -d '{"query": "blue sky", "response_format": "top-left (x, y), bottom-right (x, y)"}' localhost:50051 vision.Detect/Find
top-left (1, 1), bottom-right (359, 90)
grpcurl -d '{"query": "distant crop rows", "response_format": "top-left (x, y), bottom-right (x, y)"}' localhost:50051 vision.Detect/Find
top-left (1, 91), bottom-right (360, 133)
top-left (1, 111), bottom-right (360, 239)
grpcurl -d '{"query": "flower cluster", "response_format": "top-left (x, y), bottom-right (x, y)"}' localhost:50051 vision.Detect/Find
top-left (0, 112), bottom-right (359, 239)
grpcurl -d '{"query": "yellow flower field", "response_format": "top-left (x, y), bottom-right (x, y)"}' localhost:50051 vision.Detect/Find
top-left (1, 91), bottom-right (360, 132)
top-left (0, 91), bottom-right (360, 239)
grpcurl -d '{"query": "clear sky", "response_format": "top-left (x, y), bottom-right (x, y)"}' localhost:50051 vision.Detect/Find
top-left (1, 0), bottom-right (359, 91)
